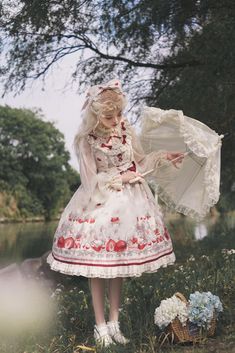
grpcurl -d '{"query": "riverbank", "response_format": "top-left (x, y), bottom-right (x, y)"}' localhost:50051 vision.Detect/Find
top-left (0, 243), bottom-right (234, 353)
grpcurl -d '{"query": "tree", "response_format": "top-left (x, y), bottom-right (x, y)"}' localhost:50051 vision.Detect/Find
top-left (0, 0), bottom-right (202, 97)
top-left (1, 0), bottom-right (234, 210)
top-left (0, 105), bottom-right (80, 220)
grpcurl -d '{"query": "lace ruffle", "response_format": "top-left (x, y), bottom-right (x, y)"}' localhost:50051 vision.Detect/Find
top-left (150, 182), bottom-right (219, 221)
top-left (142, 107), bottom-right (223, 158)
top-left (46, 251), bottom-right (175, 278)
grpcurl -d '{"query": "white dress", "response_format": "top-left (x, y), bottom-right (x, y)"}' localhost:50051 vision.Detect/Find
top-left (46, 117), bottom-right (176, 278)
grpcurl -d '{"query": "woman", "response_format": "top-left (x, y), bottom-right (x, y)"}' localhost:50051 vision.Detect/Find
top-left (47, 79), bottom-right (184, 347)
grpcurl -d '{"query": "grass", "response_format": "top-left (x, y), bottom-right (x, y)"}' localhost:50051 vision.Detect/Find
top-left (0, 221), bottom-right (234, 353)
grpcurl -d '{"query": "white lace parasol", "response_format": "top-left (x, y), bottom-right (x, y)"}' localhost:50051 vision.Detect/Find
top-left (138, 107), bottom-right (224, 220)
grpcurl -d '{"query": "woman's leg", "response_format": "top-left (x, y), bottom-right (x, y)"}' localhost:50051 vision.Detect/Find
top-left (90, 278), bottom-right (106, 325)
top-left (107, 277), bottom-right (123, 321)
top-left (107, 277), bottom-right (129, 344)
top-left (90, 278), bottom-right (115, 347)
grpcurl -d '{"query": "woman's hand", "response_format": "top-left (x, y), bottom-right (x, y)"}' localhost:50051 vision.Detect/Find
top-left (121, 171), bottom-right (144, 184)
top-left (166, 152), bottom-right (185, 169)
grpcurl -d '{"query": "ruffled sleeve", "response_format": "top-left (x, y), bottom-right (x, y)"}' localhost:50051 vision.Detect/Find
top-left (129, 122), bottom-right (169, 174)
top-left (79, 137), bottom-right (123, 206)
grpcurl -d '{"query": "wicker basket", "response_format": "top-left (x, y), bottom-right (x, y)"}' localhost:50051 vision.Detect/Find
top-left (166, 292), bottom-right (216, 343)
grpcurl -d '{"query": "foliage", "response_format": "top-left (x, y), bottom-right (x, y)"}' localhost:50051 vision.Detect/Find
top-left (0, 105), bottom-right (80, 220)
top-left (1, 0), bottom-right (234, 210)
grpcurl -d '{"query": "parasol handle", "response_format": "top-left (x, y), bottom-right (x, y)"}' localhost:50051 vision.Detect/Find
top-left (129, 151), bottom-right (189, 184)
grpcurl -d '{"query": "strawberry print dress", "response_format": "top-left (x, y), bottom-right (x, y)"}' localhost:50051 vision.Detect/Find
top-left (46, 117), bottom-right (176, 278)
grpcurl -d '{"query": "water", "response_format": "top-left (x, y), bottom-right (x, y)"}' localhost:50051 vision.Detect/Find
top-left (0, 213), bottom-right (234, 268)
top-left (0, 221), bottom-right (57, 267)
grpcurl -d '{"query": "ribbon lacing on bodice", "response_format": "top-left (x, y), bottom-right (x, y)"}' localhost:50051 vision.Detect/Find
top-left (87, 118), bottom-right (136, 174)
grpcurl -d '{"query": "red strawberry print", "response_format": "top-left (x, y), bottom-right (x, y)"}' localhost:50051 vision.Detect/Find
top-left (111, 217), bottom-right (120, 223)
top-left (106, 239), bottom-right (116, 252)
top-left (114, 240), bottom-right (127, 252)
top-left (57, 236), bottom-right (65, 248)
top-left (64, 237), bottom-right (75, 249)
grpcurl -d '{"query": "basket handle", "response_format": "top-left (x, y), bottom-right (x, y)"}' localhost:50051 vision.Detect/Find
top-left (174, 292), bottom-right (188, 303)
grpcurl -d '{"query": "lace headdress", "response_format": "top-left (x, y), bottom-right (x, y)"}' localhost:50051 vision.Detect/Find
top-left (73, 79), bottom-right (128, 156)
top-left (82, 79), bottom-right (127, 118)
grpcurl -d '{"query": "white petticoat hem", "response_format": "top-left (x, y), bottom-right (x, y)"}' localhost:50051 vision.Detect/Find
top-left (46, 252), bottom-right (176, 278)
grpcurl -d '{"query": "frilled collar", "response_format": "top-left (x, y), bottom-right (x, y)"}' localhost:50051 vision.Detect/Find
top-left (87, 118), bottom-right (131, 150)
top-left (91, 118), bottom-right (125, 138)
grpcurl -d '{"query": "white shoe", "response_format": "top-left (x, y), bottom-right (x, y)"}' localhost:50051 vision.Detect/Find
top-left (94, 322), bottom-right (115, 348)
top-left (107, 320), bottom-right (130, 345)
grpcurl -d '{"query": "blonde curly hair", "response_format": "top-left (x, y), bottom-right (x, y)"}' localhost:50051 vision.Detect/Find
top-left (73, 86), bottom-right (128, 160)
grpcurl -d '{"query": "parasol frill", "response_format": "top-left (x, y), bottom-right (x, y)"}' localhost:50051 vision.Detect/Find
top-left (138, 107), bottom-right (223, 220)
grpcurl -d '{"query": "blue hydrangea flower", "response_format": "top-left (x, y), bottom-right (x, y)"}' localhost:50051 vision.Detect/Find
top-left (188, 291), bottom-right (223, 328)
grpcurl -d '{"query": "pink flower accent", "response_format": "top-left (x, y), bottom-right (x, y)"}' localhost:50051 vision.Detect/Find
top-left (131, 237), bottom-right (138, 244)
top-left (74, 239), bottom-right (81, 248)
top-left (83, 244), bottom-right (90, 249)
top-left (138, 243), bottom-right (147, 250)
top-left (106, 239), bottom-right (116, 252)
